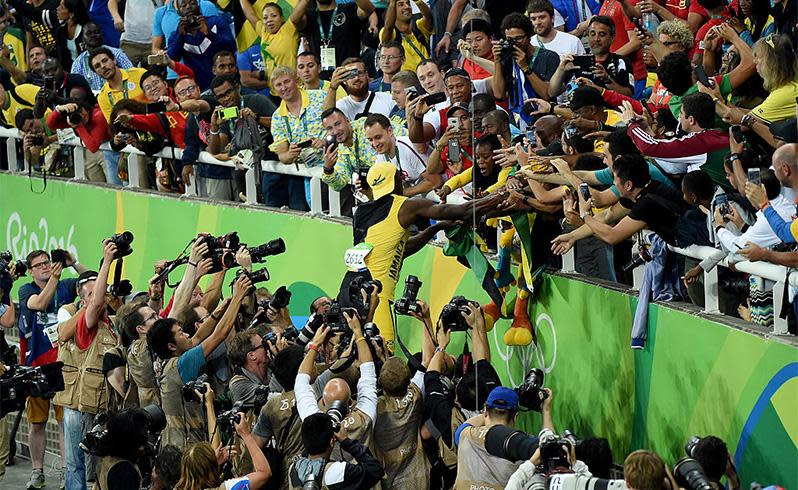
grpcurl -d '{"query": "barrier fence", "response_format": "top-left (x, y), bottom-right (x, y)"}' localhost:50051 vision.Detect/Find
top-left (0, 128), bottom-right (795, 337)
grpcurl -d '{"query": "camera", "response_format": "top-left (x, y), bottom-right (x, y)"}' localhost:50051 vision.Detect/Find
top-left (67, 111), bottom-right (83, 126)
top-left (538, 428), bottom-right (574, 472)
top-left (394, 275), bottom-right (422, 315)
top-left (248, 238), bottom-right (285, 263)
top-left (0, 251), bottom-right (27, 279)
top-left (80, 404), bottom-right (166, 456)
top-left (404, 86), bottom-right (419, 101)
top-left (197, 232), bottom-right (239, 272)
top-left (516, 368), bottom-right (548, 412)
top-left (484, 424), bottom-right (539, 462)
top-left (181, 373), bottom-right (209, 403)
top-left (440, 296), bottom-right (478, 332)
top-left (31, 135), bottom-right (45, 146)
top-left (235, 267), bottom-right (270, 288)
top-left (261, 285), bottom-right (291, 313)
top-left (0, 362), bottom-right (64, 417)
top-left (685, 436), bottom-right (701, 457)
top-left (108, 231), bottom-right (134, 259)
top-left (324, 301), bottom-right (351, 334)
top-left (326, 399), bottom-right (349, 432)
top-left (673, 458), bottom-right (713, 490)
top-left (325, 134), bottom-right (338, 152)
top-left (43, 75), bottom-right (56, 90)
top-left (342, 68), bottom-right (361, 81)
top-left (147, 53), bottom-right (167, 66)
top-left (348, 276), bottom-right (382, 318)
top-left (217, 400), bottom-right (245, 429)
top-left (183, 14), bottom-right (201, 31)
top-left (50, 249), bottom-right (69, 267)
top-left (108, 279), bottom-right (133, 298)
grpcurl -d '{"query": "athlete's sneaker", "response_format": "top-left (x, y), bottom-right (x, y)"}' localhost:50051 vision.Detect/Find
top-left (26, 468), bottom-right (45, 489)
top-left (53, 467), bottom-right (65, 489)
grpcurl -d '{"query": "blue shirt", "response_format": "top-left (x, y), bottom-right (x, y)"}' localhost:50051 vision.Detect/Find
top-left (237, 44), bottom-right (269, 97)
top-left (764, 205), bottom-right (797, 244)
top-left (177, 344), bottom-right (206, 382)
top-left (71, 45), bottom-right (134, 91)
top-left (152, 0), bottom-right (221, 40)
top-left (166, 14), bottom-right (237, 90)
top-left (551, 0), bottom-right (601, 32)
top-left (595, 162), bottom-right (675, 197)
top-left (18, 278), bottom-right (78, 366)
top-left (368, 77), bottom-right (392, 93)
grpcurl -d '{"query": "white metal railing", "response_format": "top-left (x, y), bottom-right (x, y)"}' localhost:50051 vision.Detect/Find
top-left (562, 242), bottom-right (797, 336)
top-left (0, 126), bottom-right (344, 217)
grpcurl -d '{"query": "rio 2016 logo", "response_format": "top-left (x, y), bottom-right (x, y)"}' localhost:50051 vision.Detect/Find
top-left (5, 212), bottom-right (79, 262)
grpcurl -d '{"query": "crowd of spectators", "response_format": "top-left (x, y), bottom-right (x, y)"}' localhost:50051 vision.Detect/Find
top-left (0, 0), bottom-right (796, 487)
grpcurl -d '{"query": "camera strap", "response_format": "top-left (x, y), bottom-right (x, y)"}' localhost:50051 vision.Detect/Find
top-left (111, 258), bottom-right (124, 296)
top-left (391, 308), bottom-right (426, 374)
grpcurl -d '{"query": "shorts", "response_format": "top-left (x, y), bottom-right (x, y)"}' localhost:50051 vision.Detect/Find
top-left (26, 396), bottom-right (64, 424)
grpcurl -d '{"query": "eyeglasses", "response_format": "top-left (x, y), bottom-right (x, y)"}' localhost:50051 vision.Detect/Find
top-left (213, 86), bottom-right (236, 99)
top-left (142, 79), bottom-right (164, 92)
top-left (505, 35), bottom-right (527, 44)
top-left (30, 260), bottom-right (51, 269)
top-left (176, 85), bottom-right (199, 97)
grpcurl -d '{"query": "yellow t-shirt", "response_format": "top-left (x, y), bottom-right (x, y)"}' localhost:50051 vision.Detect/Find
top-left (379, 19), bottom-right (433, 72)
top-left (98, 67), bottom-right (148, 122)
top-left (3, 27), bottom-right (27, 83)
top-left (2, 83), bottom-right (39, 127)
top-left (593, 110), bottom-right (623, 153)
top-left (750, 82), bottom-right (798, 124)
top-left (258, 19), bottom-right (299, 87)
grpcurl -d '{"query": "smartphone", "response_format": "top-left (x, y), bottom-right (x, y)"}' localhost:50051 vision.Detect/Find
top-left (694, 64), bottom-right (711, 87)
top-left (522, 100), bottom-right (539, 116)
top-left (50, 249), bottom-right (69, 266)
top-left (145, 101), bottom-right (167, 114)
top-left (525, 129), bottom-right (537, 146)
top-left (423, 92), bottom-right (447, 105)
top-left (731, 125), bottom-right (745, 143)
top-left (342, 68), bottom-right (361, 81)
top-left (404, 86), bottom-right (419, 101)
top-left (631, 16), bottom-right (645, 32)
top-left (325, 134), bottom-right (338, 151)
top-left (572, 55), bottom-right (595, 71)
top-left (448, 117), bottom-right (460, 131)
top-left (297, 139), bottom-right (314, 149)
top-left (579, 183), bottom-right (591, 201)
top-left (216, 106), bottom-right (239, 121)
top-left (147, 53), bottom-right (167, 66)
top-left (747, 168), bottom-right (761, 184)
top-left (448, 139), bottom-right (461, 163)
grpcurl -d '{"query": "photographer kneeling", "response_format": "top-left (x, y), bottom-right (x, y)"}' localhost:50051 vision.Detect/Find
top-left (94, 408), bottom-right (157, 490)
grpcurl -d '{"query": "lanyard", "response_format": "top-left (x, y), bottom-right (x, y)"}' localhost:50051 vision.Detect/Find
top-left (317, 6), bottom-right (339, 45)
top-left (400, 31), bottom-right (427, 59)
top-left (108, 76), bottom-right (130, 108)
top-left (571, 0), bottom-right (589, 20)
top-left (283, 107), bottom-right (308, 141)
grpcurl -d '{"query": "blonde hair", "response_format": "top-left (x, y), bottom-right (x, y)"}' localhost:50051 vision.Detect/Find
top-left (624, 450), bottom-right (665, 490)
top-left (174, 443), bottom-right (222, 490)
top-left (657, 20), bottom-right (693, 52)
top-left (270, 65), bottom-right (297, 84)
top-left (753, 35), bottom-right (798, 91)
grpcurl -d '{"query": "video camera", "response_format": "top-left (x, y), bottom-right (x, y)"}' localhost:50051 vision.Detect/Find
top-left (181, 373), bottom-right (209, 403)
top-left (107, 231), bottom-right (134, 259)
top-left (80, 404), bottom-right (166, 456)
top-left (516, 368), bottom-right (549, 412)
top-left (394, 275), bottom-right (422, 315)
top-left (0, 251), bottom-right (27, 280)
top-left (0, 362), bottom-right (64, 417)
top-left (440, 296), bottom-right (479, 332)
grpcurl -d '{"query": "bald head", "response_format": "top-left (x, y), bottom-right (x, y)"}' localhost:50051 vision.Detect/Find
top-left (774, 144), bottom-right (798, 168)
top-left (322, 378), bottom-right (351, 407)
top-left (533, 115), bottom-right (564, 147)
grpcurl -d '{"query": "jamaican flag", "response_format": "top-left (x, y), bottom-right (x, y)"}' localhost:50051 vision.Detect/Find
top-left (510, 211), bottom-right (536, 290)
top-left (217, 0), bottom-right (297, 52)
top-left (443, 224), bottom-right (504, 308)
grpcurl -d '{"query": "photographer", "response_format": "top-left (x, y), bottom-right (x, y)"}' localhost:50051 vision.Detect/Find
top-left (116, 301), bottom-right (161, 406)
top-left (691, 436), bottom-right (740, 490)
top-left (16, 109), bottom-right (58, 172)
top-left (505, 442), bottom-right (594, 490)
top-left (166, 0), bottom-right (235, 91)
top-left (46, 99), bottom-right (110, 153)
top-left (147, 270), bottom-right (251, 449)
top-left (295, 314), bottom-right (378, 454)
top-left (290, 410), bottom-right (383, 489)
top-left (94, 408), bottom-right (153, 490)
top-left (327, 58), bottom-right (398, 120)
top-left (228, 328), bottom-right (275, 409)
top-left (32, 57), bottom-right (95, 119)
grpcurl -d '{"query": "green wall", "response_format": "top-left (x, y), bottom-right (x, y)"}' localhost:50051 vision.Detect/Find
top-left (1, 174), bottom-right (796, 487)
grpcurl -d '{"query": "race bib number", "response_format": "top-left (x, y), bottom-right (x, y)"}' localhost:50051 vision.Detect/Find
top-left (344, 243), bottom-right (373, 272)
top-left (321, 47), bottom-right (336, 71)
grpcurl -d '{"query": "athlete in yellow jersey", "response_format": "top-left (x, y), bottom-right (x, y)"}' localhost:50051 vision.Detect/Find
top-left (351, 162), bottom-right (503, 352)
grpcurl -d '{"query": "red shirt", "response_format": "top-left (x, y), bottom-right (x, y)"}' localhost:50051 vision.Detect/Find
top-left (599, 0), bottom-right (647, 81)
top-left (694, 8), bottom-right (732, 56)
top-left (440, 143), bottom-right (473, 179)
top-left (75, 308), bottom-right (115, 350)
top-left (46, 106), bottom-right (110, 153)
top-left (129, 111), bottom-right (188, 148)
top-left (662, 0), bottom-right (689, 20)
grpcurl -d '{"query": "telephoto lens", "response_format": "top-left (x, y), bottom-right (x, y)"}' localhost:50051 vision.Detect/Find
top-left (249, 238), bottom-right (286, 262)
top-left (673, 458), bottom-right (714, 490)
top-left (326, 400), bottom-right (349, 432)
top-left (484, 424), bottom-right (539, 462)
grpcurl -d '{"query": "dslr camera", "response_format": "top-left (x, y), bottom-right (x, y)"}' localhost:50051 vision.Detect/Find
top-left (197, 232), bottom-right (240, 272)
top-left (107, 231), bottom-right (134, 259)
top-left (0, 362), bottom-right (64, 417)
top-left (516, 368), bottom-right (549, 412)
top-left (394, 275), bottom-right (422, 315)
top-left (217, 400), bottom-right (245, 429)
top-left (439, 296), bottom-right (479, 332)
top-left (0, 251), bottom-right (27, 280)
top-left (326, 399), bottom-right (349, 432)
top-left (247, 238), bottom-right (286, 263)
top-left (261, 285), bottom-right (291, 312)
top-left (181, 373), bottom-right (209, 403)
top-left (348, 275), bottom-right (382, 319)
top-left (80, 404), bottom-right (166, 456)
top-left (324, 300), bottom-right (351, 334)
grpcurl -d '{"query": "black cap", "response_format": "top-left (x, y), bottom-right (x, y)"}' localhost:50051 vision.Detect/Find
top-left (569, 86), bottom-right (613, 110)
top-left (446, 103), bottom-right (470, 117)
top-left (770, 118), bottom-right (797, 144)
top-left (76, 270), bottom-right (98, 287)
top-left (444, 67), bottom-right (471, 82)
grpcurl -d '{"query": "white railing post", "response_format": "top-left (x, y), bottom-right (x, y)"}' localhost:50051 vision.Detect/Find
top-left (632, 264), bottom-right (645, 291)
top-left (562, 247), bottom-right (576, 273)
top-left (73, 147), bottom-right (86, 180)
top-left (328, 184), bottom-right (341, 217)
top-left (703, 266), bottom-right (720, 314)
top-left (127, 152), bottom-right (142, 188)
top-left (310, 176), bottom-right (322, 214)
top-left (6, 135), bottom-right (17, 172)
top-left (244, 167), bottom-right (258, 205)
top-left (772, 281), bottom-right (788, 335)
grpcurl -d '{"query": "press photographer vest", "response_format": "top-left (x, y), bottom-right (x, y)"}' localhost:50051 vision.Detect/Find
top-left (76, 319), bottom-right (118, 414)
top-left (94, 456), bottom-right (141, 490)
top-left (263, 390), bottom-right (303, 488)
top-left (374, 384), bottom-right (429, 489)
top-left (127, 338), bottom-right (159, 406)
top-left (53, 304), bottom-right (83, 409)
top-left (439, 406), bottom-right (466, 470)
top-left (158, 356), bottom-right (206, 449)
top-left (105, 345), bottom-right (140, 414)
top-left (454, 425), bottom-right (522, 490)
top-left (330, 407), bottom-right (373, 463)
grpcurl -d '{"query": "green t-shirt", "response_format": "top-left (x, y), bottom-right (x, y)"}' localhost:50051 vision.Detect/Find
top-left (668, 74), bottom-right (733, 129)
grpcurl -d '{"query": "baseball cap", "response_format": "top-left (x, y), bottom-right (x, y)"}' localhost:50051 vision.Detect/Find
top-left (366, 162), bottom-right (398, 200)
top-left (485, 386), bottom-right (519, 410)
top-left (444, 67), bottom-right (471, 83)
top-left (770, 118), bottom-right (797, 143)
top-left (569, 86), bottom-right (612, 111)
top-left (76, 270), bottom-right (98, 287)
top-left (446, 103), bottom-right (470, 118)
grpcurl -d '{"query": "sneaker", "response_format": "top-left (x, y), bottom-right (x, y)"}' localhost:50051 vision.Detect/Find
top-left (27, 469), bottom-right (45, 490)
top-left (53, 467), bottom-right (65, 490)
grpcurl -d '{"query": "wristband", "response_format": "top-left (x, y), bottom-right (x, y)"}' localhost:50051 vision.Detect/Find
top-left (728, 153), bottom-right (742, 163)
top-left (759, 202), bottom-right (770, 212)
top-left (150, 295), bottom-right (163, 302)
top-left (176, 102), bottom-right (183, 112)
top-left (323, 165), bottom-right (334, 174)
top-left (355, 336), bottom-right (368, 345)
top-left (741, 114), bottom-right (754, 128)
top-left (188, 260), bottom-right (198, 267)
top-left (413, 115), bottom-right (424, 122)
top-left (209, 128), bottom-right (220, 136)
top-left (307, 343), bottom-right (319, 353)
top-left (444, 31), bottom-right (453, 38)
top-left (548, 104), bottom-right (555, 115)
top-left (72, 261), bottom-right (80, 269)
top-left (435, 346), bottom-right (445, 353)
